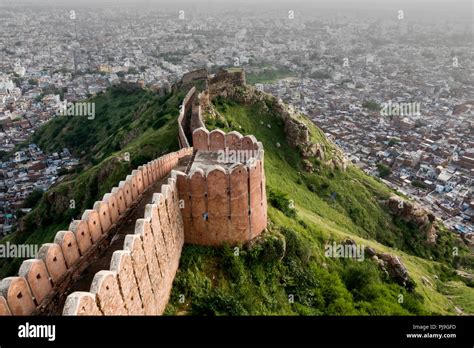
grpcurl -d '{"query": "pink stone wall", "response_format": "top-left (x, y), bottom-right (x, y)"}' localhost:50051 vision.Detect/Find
top-left (110, 250), bottom-right (144, 315)
top-left (188, 169), bottom-right (207, 243)
top-left (0, 295), bottom-right (12, 315)
top-left (18, 259), bottom-right (52, 304)
top-left (178, 87), bottom-right (196, 148)
top-left (54, 231), bottom-right (81, 268)
top-left (62, 292), bottom-right (102, 316)
top-left (81, 209), bottom-right (102, 243)
top-left (249, 159), bottom-right (263, 239)
top-left (207, 166), bottom-right (230, 245)
top-left (37, 243), bottom-right (68, 284)
top-left (0, 277), bottom-right (35, 315)
top-left (226, 131), bottom-right (243, 151)
top-left (111, 187), bottom-right (127, 215)
top-left (177, 128), bottom-right (267, 246)
top-left (230, 164), bottom-right (250, 242)
top-left (69, 220), bottom-right (92, 255)
top-left (209, 129), bottom-right (226, 151)
top-left (0, 148), bottom-right (192, 316)
top-left (90, 271), bottom-right (128, 315)
top-left (193, 127), bottom-right (209, 151)
top-left (62, 160), bottom-right (189, 315)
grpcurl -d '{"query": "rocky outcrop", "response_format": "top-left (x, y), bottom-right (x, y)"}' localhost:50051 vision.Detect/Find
top-left (284, 117), bottom-right (310, 149)
top-left (199, 68), bottom-right (348, 171)
top-left (273, 100), bottom-right (323, 159)
top-left (378, 253), bottom-right (410, 287)
top-left (386, 195), bottom-right (437, 244)
top-left (366, 247), bottom-right (412, 288)
top-left (284, 117), bottom-right (324, 160)
top-left (302, 159), bottom-right (314, 173)
top-left (461, 232), bottom-right (474, 247)
top-left (339, 239), bottom-right (412, 288)
top-left (273, 99), bottom-right (348, 170)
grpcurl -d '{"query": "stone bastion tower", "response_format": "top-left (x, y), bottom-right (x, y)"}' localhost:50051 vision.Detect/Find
top-left (175, 68), bottom-right (267, 246)
top-left (174, 128), bottom-right (267, 246)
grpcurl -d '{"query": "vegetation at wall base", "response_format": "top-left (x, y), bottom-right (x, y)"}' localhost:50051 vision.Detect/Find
top-left (0, 83), bottom-right (185, 278)
top-left (167, 90), bottom-right (473, 316)
top-left (1, 81), bottom-right (472, 316)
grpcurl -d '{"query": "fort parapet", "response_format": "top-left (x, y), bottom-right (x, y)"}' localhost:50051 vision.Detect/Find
top-left (0, 148), bottom-right (192, 315)
top-left (174, 127), bottom-right (267, 246)
top-left (175, 68), bottom-right (267, 246)
top-left (62, 174), bottom-right (186, 315)
top-left (0, 68), bottom-right (267, 316)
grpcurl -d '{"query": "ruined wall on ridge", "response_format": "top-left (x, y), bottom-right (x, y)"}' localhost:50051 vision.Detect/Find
top-left (181, 68), bottom-right (208, 86)
top-left (178, 87), bottom-right (196, 148)
top-left (208, 68), bottom-right (246, 99)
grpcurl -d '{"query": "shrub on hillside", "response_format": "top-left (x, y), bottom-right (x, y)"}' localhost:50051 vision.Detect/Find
top-left (376, 163), bottom-right (392, 178)
top-left (268, 189), bottom-right (297, 218)
top-left (22, 189), bottom-right (44, 209)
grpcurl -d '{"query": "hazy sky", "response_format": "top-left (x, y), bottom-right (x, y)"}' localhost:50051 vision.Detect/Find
top-left (1, 0), bottom-right (472, 23)
top-left (1, 0), bottom-right (472, 4)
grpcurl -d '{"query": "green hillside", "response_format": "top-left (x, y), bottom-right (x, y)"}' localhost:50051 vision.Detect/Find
top-left (165, 89), bottom-right (474, 316)
top-left (1, 81), bottom-right (472, 316)
top-left (0, 83), bottom-right (185, 277)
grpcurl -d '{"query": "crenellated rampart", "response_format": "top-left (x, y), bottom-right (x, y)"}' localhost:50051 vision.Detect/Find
top-left (0, 68), bottom-right (267, 316)
top-left (0, 148), bottom-right (192, 315)
top-left (175, 68), bottom-right (267, 246)
top-left (174, 128), bottom-right (267, 246)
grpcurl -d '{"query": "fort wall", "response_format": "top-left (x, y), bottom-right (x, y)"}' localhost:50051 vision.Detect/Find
top-left (181, 68), bottom-right (208, 86)
top-left (0, 68), bottom-right (267, 316)
top-left (176, 70), bottom-right (267, 246)
top-left (62, 174), bottom-right (185, 315)
top-left (177, 87), bottom-right (196, 149)
top-left (0, 148), bottom-right (192, 316)
top-left (208, 68), bottom-right (246, 99)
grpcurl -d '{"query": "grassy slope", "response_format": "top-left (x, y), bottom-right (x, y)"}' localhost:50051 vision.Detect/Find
top-left (2, 82), bottom-right (471, 315)
top-left (0, 85), bottom-right (184, 278)
top-left (165, 95), bottom-right (473, 315)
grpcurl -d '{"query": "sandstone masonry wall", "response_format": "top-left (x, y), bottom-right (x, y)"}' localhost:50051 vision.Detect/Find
top-left (0, 148), bottom-right (192, 316)
top-left (176, 79), bottom-right (267, 246)
top-left (208, 69), bottom-right (246, 99)
top-left (0, 69), bottom-right (267, 316)
top-left (178, 87), bottom-right (196, 149)
top-left (181, 68), bottom-right (208, 86)
top-left (62, 173), bottom-right (186, 315)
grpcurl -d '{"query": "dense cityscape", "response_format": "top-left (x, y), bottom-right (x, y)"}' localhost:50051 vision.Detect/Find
top-left (1, 2), bottom-right (474, 344)
top-left (0, 1), bottom-right (472, 245)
